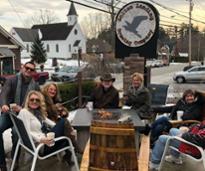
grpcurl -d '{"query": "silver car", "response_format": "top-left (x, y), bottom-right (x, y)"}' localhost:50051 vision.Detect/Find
top-left (173, 65), bottom-right (205, 83)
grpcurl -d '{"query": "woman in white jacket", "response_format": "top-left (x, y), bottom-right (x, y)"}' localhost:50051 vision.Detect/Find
top-left (18, 90), bottom-right (74, 165)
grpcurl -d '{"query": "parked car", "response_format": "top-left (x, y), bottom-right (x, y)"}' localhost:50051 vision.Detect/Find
top-left (173, 65), bottom-right (205, 83)
top-left (51, 64), bottom-right (95, 82)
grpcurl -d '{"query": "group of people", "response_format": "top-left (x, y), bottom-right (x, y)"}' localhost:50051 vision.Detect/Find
top-left (150, 89), bottom-right (205, 170)
top-left (0, 61), bottom-right (204, 171)
top-left (0, 62), bottom-right (80, 171)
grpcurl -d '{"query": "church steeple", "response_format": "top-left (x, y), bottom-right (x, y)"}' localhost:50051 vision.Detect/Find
top-left (67, 2), bottom-right (78, 26)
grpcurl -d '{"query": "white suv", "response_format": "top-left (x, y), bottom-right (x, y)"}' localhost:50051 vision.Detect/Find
top-left (173, 65), bottom-right (205, 83)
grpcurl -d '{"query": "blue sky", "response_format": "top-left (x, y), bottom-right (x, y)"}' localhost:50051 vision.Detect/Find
top-left (1, 0), bottom-right (205, 31)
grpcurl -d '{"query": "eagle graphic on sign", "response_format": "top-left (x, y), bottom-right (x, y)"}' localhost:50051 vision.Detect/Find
top-left (123, 15), bottom-right (148, 38)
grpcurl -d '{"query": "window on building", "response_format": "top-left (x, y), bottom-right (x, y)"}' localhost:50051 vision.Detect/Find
top-left (56, 44), bottom-right (59, 52)
top-left (26, 44), bottom-right (29, 52)
top-left (69, 44), bottom-right (71, 52)
top-left (47, 44), bottom-right (50, 52)
top-left (74, 29), bottom-right (78, 35)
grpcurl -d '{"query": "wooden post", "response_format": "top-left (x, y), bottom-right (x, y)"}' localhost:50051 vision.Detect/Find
top-left (78, 48), bottom-right (82, 107)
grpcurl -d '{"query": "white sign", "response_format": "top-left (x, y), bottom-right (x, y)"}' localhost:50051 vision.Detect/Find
top-left (116, 1), bottom-right (157, 47)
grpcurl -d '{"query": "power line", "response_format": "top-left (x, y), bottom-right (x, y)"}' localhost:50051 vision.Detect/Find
top-left (148, 0), bottom-right (205, 25)
top-left (66, 0), bottom-right (113, 14)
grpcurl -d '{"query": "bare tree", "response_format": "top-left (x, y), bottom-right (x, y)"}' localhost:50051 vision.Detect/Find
top-left (80, 12), bottom-right (111, 38)
top-left (25, 9), bottom-right (60, 27)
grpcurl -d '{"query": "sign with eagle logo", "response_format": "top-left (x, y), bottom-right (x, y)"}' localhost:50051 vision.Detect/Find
top-left (115, 1), bottom-right (159, 59)
top-left (116, 1), bottom-right (157, 47)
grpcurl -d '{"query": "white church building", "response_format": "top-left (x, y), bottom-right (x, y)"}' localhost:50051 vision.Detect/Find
top-left (10, 2), bottom-right (86, 61)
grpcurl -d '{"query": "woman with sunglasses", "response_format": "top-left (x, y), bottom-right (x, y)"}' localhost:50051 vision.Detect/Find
top-left (18, 90), bottom-right (75, 165)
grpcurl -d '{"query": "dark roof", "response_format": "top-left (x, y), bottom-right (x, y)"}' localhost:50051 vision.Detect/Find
top-left (67, 2), bottom-right (78, 16)
top-left (32, 23), bottom-right (74, 40)
top-left (13, 28), bottom-right (39, 42)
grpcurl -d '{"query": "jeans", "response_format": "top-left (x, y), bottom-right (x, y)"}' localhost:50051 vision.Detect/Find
top-left (0, 113), bottom-right (13, 166)
top-left (151, 128), bottom-right (181, 164)
top-left (43, 118), bottom-right (68, 155)
top-left (151, 116), bottom-right (172, 144)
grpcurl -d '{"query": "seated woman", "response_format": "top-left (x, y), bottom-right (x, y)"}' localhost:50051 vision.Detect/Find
top-left (41, 83), bottom-right (68, 122)
top-left (151, 89), bottom-right (203, 146)
top-left (150, 121), bottom-right (205, 170)
top-left (41, 83), bottom-right (81, 153)
top-left (124, 72), bottom-right (151, 119)
top-left (18, 90), bottom-right (77, 165)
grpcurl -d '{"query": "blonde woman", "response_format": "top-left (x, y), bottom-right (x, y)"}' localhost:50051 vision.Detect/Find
top-left (18, 90), bottom-right (75, 165)
top-left (124, 72), bottom-right (151, 119)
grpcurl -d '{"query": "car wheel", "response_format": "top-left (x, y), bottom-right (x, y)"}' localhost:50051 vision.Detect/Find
top-left (176, 77), bottom-right (185, 83)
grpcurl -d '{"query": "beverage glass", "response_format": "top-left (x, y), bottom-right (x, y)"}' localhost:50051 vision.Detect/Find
top-left (47, 132), bottom-right (55, 146)
top-left (177, 110), bottom-right (184, 121)
top-left (10, 103), bottom-right (17, 111)
top-left (87, 101), bottom-right (93, 111)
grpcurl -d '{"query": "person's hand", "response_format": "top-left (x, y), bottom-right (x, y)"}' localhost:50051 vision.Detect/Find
top-left (11, 105), bottom-right (22, 113)
top-left (1, 105), bottom-right (9, 113)
top-left (40, 137), bottom-right (54, 146)
top-left (179, 126), bottom-right (189, 133)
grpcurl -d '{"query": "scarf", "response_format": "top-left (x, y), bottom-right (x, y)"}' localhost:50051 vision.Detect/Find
top-left (15, 73), bottom-right (36, 106)
top-left (128, 84), bottom-right (143, 97)
top-left (32, 109), bottom-right (51, 134)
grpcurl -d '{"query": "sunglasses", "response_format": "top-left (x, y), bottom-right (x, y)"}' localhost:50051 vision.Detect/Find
top-left (25, 66), bottom-right (35, 72)
top-left (29, 98), bottom-right (40, 103)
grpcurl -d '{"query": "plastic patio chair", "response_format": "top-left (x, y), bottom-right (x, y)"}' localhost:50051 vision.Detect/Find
top-left (159, 136), bottom-right (205, 171)
top-left (9, 112), bottom-right (80, 171)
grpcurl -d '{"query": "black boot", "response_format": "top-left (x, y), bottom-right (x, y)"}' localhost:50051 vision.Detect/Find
top-left (63, 151), bottom-right (74, 166)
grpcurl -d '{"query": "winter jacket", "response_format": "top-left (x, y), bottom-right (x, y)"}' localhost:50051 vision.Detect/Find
top-left (169, 99), bottom-right (203, 121)
top-left (125, 85), bottom-right (151, 119)
top-left (179, 121), bottom-right (205, 157)
top-left (90, 84), bottom-right (119, 109)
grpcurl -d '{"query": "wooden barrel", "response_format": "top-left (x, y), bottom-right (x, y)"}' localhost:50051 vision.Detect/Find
top-left (89, 120), bottom-right (138, 171)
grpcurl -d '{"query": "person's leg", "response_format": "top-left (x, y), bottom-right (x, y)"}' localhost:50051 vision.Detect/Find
top-left (168, 128), bottom-right (182, 157)
top-left (151, 135), bottom-right (170, 164)
top-left (169, 128), bottom-right (181, 136)
top-left (0, 113), bottom-right (13, 169)
top-left (151, 116), bottom-right (170, 145)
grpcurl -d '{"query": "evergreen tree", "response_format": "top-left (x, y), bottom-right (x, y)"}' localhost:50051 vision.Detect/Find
top-left (30, 37), bottom-right (47, 64)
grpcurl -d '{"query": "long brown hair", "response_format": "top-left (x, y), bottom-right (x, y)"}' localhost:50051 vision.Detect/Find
top-left (41, 82), bottom-right (61, 103)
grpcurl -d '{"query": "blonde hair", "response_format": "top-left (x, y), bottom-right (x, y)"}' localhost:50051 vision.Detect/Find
top-left (131, 72), bottom-right (144, 83)
top-left (41, 82), bottom-right (61, 102)
top-left (24, 90), bottom-right (47, 118)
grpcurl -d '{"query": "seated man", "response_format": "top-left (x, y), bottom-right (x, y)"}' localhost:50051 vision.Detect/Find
top-left (150, 121), bottom-right (205, 170)
top-left (89, 73), bottom-right (119, 109)
top-left (151, 89), bottom-right (203, 145)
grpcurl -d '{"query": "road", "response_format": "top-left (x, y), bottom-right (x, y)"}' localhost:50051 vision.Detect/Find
top-left (151, 63), bottom-right (186, 84)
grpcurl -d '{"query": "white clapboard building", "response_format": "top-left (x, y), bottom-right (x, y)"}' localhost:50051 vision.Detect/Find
top-left (10, 2), bottom-right (86, 61)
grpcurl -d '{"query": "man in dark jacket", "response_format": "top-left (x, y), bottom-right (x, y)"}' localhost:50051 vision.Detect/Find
top-left (0, 61), bottom-right (40, 171)
top-left (90, 73), bottom-right (119, 109)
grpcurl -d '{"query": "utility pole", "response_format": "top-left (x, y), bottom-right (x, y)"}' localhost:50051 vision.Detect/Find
top-left (188, 0), bottom-right (193, 66)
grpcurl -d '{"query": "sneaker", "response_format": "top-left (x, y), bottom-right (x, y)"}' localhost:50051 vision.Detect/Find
top-left (149, 162), bottom-right (159, 170)
top-left (165, 155), bottom-right (183, 165)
